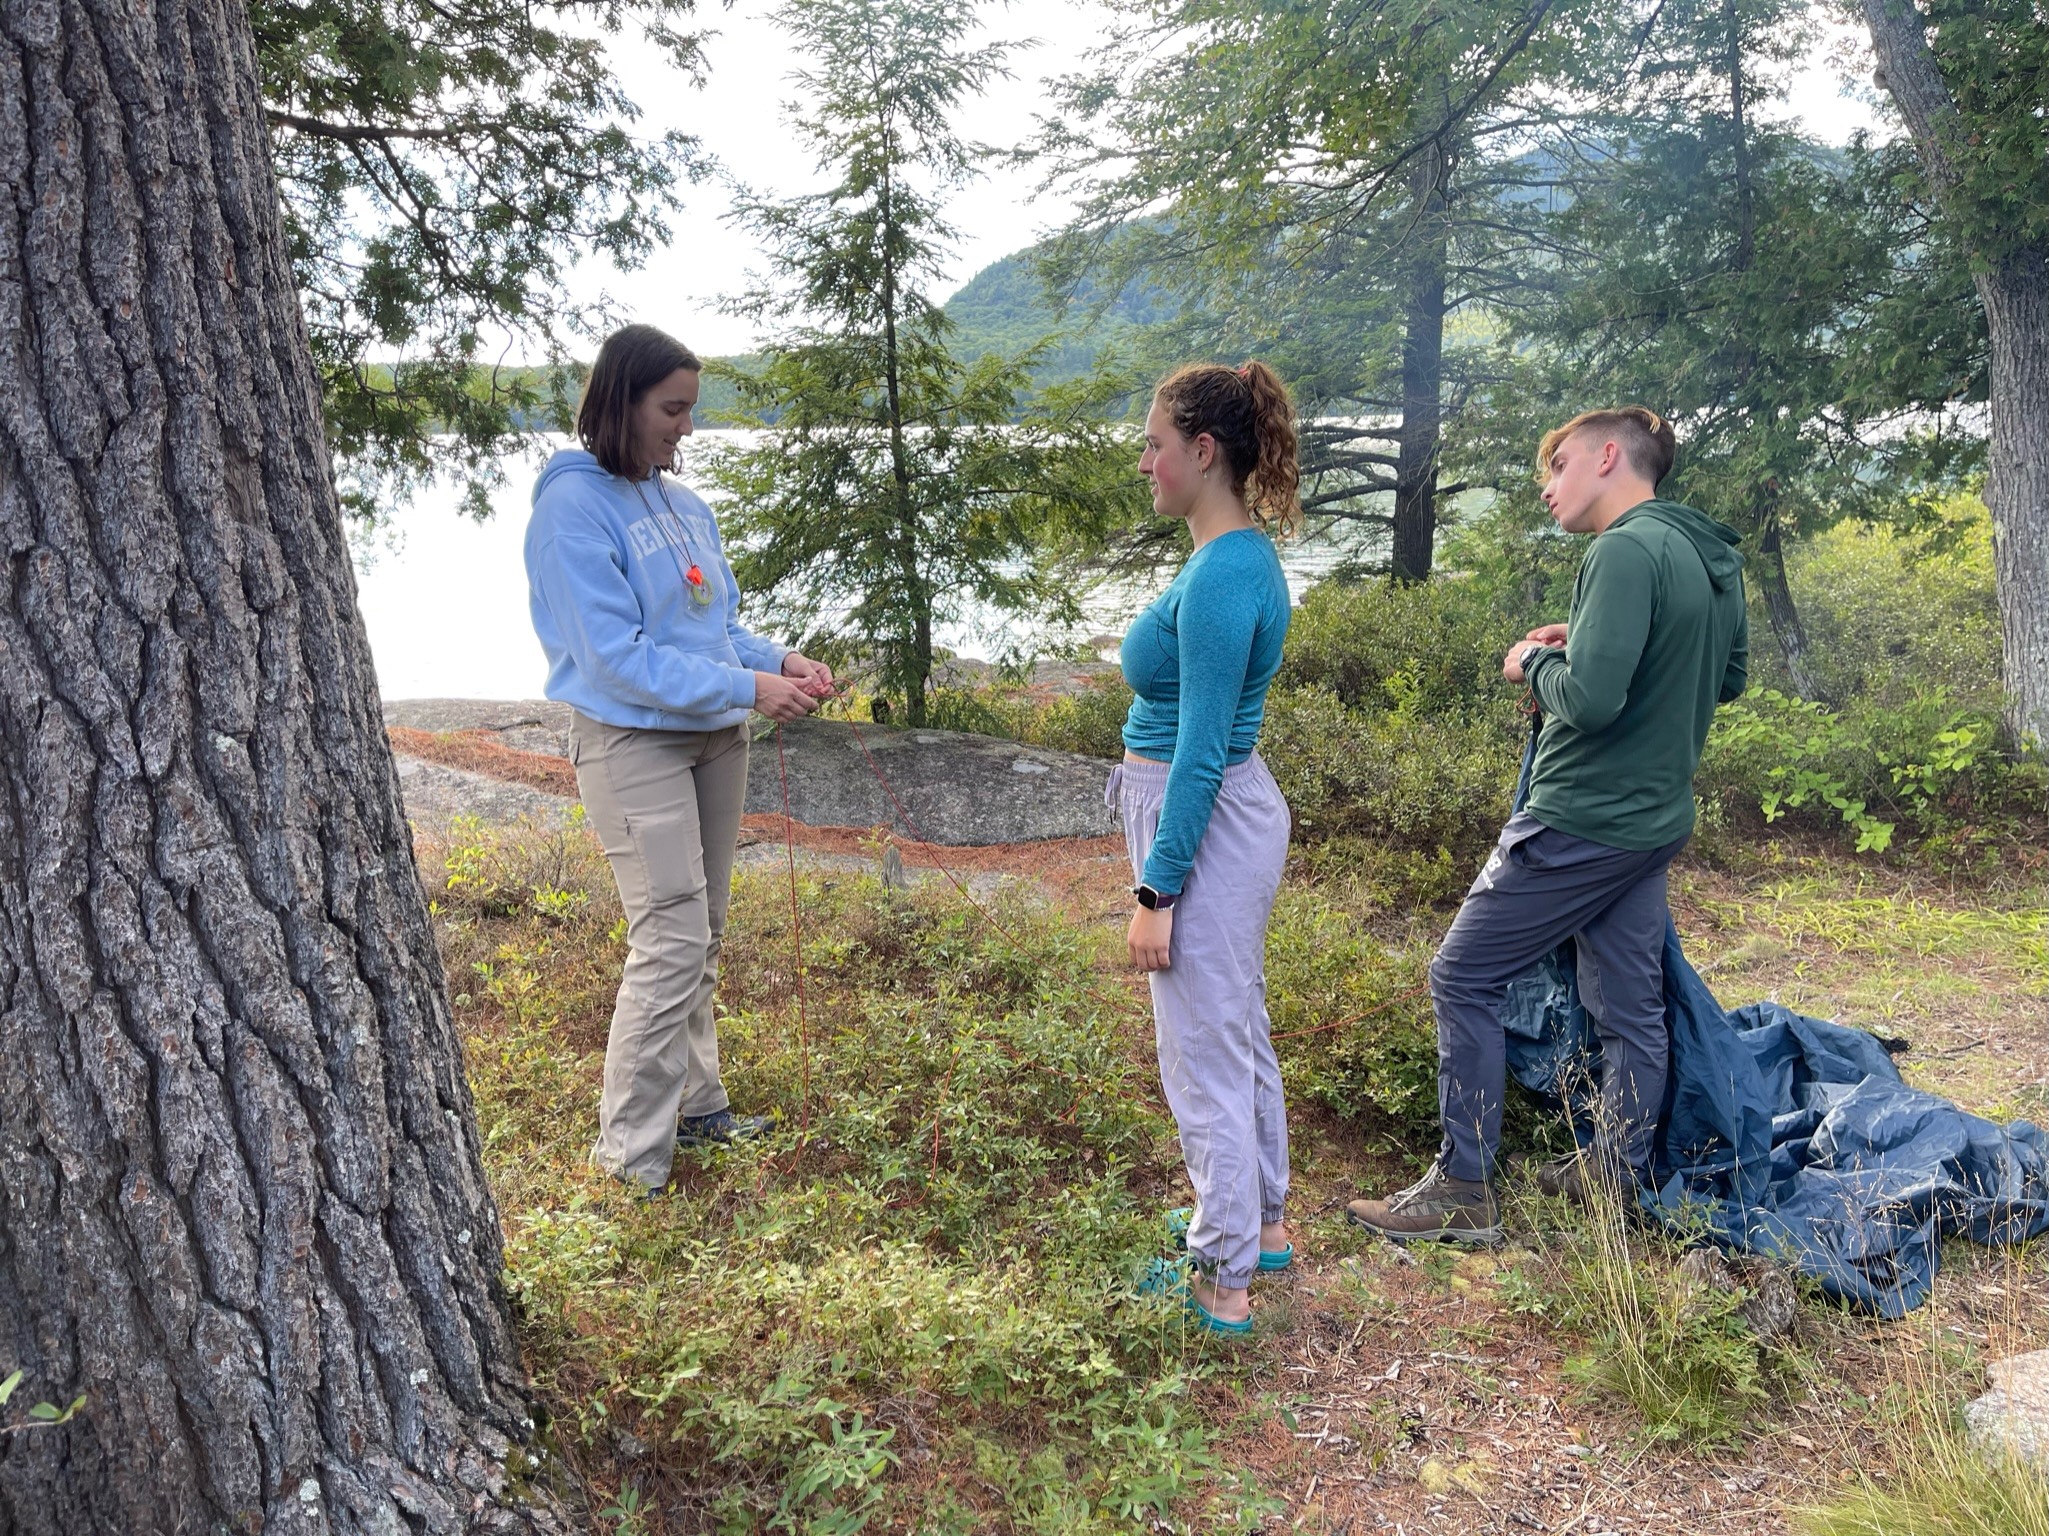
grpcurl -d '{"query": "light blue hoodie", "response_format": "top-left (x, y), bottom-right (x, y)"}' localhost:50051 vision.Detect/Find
top-left (525, 448), bottom-right (787, 732)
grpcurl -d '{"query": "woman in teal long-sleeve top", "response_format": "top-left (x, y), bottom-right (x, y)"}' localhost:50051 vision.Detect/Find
top-left (1113, 361), bottom-right (1300, 1334)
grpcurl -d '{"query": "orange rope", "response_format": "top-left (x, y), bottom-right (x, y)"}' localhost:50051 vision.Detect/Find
top-left (776, 723), bottom-right (811, 1136)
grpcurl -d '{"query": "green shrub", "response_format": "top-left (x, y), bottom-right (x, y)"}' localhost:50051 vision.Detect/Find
top-left (1277, 575), bottom-right (1520, 720)
top-left (450, 856), bottom-right (1274, 1534)
top-left (1262, 684), bottom-right (1522, 858)
top-left (1264, 889), bottom-right (1440, 1140)
top-left (1017, 675), bottom-right (1132, 759)
top-left (1771, 498), bottom-right (2003, 710)
top-left (1700, 687), bottom-right (2047, 855)
top-left (924, 675), bottom-right (1131, 760)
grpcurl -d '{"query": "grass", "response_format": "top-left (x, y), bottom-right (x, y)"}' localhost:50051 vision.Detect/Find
top-left (1797, 1298), bottom-right (2049, 1536)
top-left (1499, 1167), bottom-right (1788, 1446)
top-left (1803, 1420), bottom-right (2049, 1536)
top-left (423, 814), bottom-right (2049, 1532)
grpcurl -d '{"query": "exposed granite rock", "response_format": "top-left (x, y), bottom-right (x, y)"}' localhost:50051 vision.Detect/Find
top-left (393, 753), bottom-right (579, 838)
top-left (1966, 1348), bottom-right (2049, 1472)
top-left (383, 697), bottom-right (573, 759)
top-left (381, 699), bottom-right (1118, 845)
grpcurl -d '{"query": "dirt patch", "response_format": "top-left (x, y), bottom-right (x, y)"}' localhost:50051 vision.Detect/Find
top-left (1204, 1207), bottom-right (2049, 1535)
top-left (390, 726), bottom-right (580, 796)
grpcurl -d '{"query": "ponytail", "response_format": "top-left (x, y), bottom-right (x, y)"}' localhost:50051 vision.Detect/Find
top-left (1154, 359), bottom-right (1301, 534)
top-left (1238, 361), bottom-right (1299, 535)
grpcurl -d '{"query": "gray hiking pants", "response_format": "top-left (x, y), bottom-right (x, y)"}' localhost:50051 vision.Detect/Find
top-left (1110, 754), bottom-right (1291, 1289)
top-left (1434, 811), bottom-right (1688, 1184)
top-left (571, 711), bottom-right (751, 1188)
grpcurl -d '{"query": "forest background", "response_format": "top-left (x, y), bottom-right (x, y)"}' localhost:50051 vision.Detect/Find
top-left (304, 0), bottom-right (2046, 835)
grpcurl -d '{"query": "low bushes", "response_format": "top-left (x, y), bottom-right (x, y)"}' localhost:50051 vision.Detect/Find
top-left (1770, 500), bottom-right (2004, 710)
top-left (1700, 687), bottom-right (2046, 857)
top-left (1275, 573), bottom-right (1516, 719)
top-left (930, 501), bottom-right (2042, 869)
top-left (1261, 685), bottom-right (1522, 860)
top-left (924, 674), bottom-right (1131, 760)
top-left (429, 822), bottom-right (1276, 1533)
top-left (1262, 888), bottom-right (1439, 1142)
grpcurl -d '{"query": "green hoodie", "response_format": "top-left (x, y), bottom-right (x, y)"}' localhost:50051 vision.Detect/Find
top-left (1522, 498), bottom-right (1749, 849)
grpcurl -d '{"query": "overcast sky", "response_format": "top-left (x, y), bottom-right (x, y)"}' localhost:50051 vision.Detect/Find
top-left (580, 1), bottom-right (1890, 357)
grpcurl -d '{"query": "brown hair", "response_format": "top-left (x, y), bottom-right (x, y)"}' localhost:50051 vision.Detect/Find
top-left (1536, 406), bottom-right (1677, 488)
top-left (577, 324), bottom-right (702, 478)
top-left (1153, 360), bottom-right (1300, 533)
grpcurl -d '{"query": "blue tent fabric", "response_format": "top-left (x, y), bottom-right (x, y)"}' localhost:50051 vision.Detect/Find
top-left (1501, 918), bottom-right (2049, 1316)
top-left (1497, 728), bottom-right (2047, 1315)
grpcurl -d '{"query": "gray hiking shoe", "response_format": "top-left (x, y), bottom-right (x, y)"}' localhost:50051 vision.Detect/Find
top-left (1346, 1160), bottom-right (1501, 1246)
top-left (1535, 1151), bottom-right (1613, 1204)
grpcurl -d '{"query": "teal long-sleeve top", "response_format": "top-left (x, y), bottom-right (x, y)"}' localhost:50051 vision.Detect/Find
top-left (1120, 528), bottom-right (1292, 896)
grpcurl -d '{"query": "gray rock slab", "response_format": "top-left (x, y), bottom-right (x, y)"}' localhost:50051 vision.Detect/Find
top-left (742, 717), bottom-right (1116, 843)
top-left (381, 699), bottom-right (1118, 845)
top-left (393, 755), bottom-right (579, 840)
top-left (1966, 1348), bottom-right (2049, 1472)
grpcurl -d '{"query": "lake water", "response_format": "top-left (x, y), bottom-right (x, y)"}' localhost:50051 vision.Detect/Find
top-left (351, 433), bottom-right (1362, 700)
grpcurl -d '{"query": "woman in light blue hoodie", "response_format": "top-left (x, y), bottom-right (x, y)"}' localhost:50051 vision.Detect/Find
top-left (526, 324), bottom-right (832, 1190)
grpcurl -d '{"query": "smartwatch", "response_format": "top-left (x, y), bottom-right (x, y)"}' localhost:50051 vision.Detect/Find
top-left (1518, 643), bottom-right (1547, 676)
top-left (1133, 884), bottom-right (1178, 911)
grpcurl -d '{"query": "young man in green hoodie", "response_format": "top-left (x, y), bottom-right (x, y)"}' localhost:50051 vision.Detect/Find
top-left (1348, 407), bottom-right (1749, 1243)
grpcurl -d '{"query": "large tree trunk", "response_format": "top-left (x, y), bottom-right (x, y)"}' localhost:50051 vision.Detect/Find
top-left (1977, 258), bottom-right (2049, 746)
top-left (0, 0), bottom-right (561, 1529)
top-left (1862, 0), bottom-right (2049, 746)
top-left (1390, 137), bottom-right (1450, 583)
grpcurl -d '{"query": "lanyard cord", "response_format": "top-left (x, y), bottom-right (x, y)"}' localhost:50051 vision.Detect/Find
top-left (629, 471), bottom-right (712, 602)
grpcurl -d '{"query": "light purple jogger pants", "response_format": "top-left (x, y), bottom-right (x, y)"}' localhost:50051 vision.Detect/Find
top-left (1109, 754), bottom-right (1292, 1289)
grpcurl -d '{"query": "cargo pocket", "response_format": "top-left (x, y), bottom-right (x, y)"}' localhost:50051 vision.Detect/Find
top-left (624, 802), bottom-right (710, 909)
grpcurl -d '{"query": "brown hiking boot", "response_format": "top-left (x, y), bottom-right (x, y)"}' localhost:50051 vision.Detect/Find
top-left (1535, 1152), bottom-right (1616, 1204)
top-left (1346, 1160), bottom-right (1501, 1247)
top-left (1534, 1152), bottom-right (1649, 1221)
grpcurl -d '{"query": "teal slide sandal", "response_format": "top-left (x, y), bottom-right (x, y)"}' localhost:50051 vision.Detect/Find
top-left (1136, 1256), bottom-right (1254, 1336)
top-left (1165, 1207), bottom-right (1293, 1273)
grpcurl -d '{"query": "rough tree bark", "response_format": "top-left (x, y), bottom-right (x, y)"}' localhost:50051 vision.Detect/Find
top-left (1390, 138), bottom-right (1451, 584)
top-left (1754, 515), bottom-right (1827, 703)
top-left (0, 0), bottom-right (564, 1529)
top-left (1861, 0), bottom-right (2049, 746)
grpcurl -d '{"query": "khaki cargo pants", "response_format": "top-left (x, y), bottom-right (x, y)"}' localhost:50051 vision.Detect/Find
top-left (571, 711), bottom-right (751, 1187)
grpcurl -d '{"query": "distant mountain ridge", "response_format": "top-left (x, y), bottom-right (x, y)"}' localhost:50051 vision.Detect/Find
top-left (939, 244), bottom-right (1175, 383)
top-left (488, 241), bottom-right (1162, 430)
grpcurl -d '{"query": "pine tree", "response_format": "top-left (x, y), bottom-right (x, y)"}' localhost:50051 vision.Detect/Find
top-left (1494, 0), bottom-right (1986, 698)
top-left (259, 0), bottom-right (704, 519)
top-left (1859, 0), bottom-right (2049, 745)
top-left (705, 0), bottom-right (1142, 725)
top-left (1041, 0), bottom-right (1580, 580)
